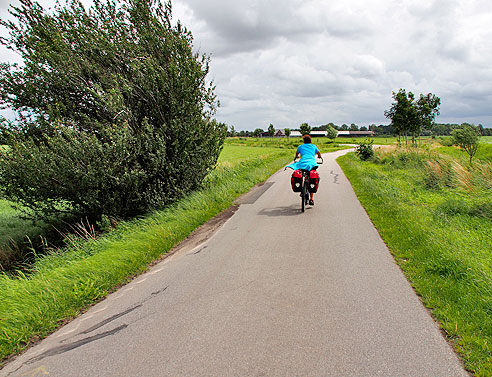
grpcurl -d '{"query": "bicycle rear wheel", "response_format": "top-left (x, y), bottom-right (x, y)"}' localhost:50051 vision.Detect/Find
top-left (301, 179), bottom-right (308, 212)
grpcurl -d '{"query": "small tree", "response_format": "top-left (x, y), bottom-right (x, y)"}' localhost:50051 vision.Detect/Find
top-left (355, 140), bottom-right (375, 161)
top-left (326, 125), bottom-right (337, 140)
top-left (384, 89), bottom-right (419, 145)
top-left (228, 125), bottom-right (237, 137)
top-left (268, 123), bottom-right (275, 137)
top-left (451, 125), bottom-right (480, 164)
top-left (417, 93), bottom-right (441, 133)
top-left (284, 128), bottom-right (291, 138)
top-left (300, 122), bottom-right (311, 135)
top-left (384, 89), bottom-right (440, 146)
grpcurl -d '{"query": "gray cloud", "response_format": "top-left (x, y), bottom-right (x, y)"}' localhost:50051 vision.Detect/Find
top-left (1, 0), bottom-right (491, 129)
top-left (0, 0), bottom-right (13, 10)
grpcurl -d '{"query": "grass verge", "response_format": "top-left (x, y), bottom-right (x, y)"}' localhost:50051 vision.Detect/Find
top-left (0, 145), bottom-right (293, 364)
top-left (338, 150), bottom-right (492, 376)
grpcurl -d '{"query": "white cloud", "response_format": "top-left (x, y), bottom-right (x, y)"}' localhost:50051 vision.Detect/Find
top-left (1, 0), bottom-right (491, 129)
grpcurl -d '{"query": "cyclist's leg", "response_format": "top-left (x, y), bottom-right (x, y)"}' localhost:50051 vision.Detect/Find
top-left (309, 167), bottom-right (317, 205)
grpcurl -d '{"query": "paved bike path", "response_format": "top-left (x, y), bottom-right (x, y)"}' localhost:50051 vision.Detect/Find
top-left (2, 149), bottom-right (468, 376)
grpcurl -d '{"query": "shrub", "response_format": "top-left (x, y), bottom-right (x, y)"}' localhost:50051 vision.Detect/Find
top-left (451, 125), bottom-right (481, 164)
top-left (355, 140), bottom-right (375, 161)
top-left (0, 0), bottom-right (225, 221)
top-left (0, 120), bottom-right (225, 221)
top-left (439, 137), bottom-right (454, 147)
top-left (326, 125), bottom-right (338, 140)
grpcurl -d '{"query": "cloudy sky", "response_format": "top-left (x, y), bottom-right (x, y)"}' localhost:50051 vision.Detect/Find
top-left (1, 0), bottom-right (491, 130)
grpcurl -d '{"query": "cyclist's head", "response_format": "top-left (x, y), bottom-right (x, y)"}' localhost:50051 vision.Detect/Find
top-left (302, 134), bottom-right (312, 144)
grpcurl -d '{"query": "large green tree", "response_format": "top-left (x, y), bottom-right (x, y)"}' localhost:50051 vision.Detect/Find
top-left (384, 89), bottom-right (440, 145)
top-left (0, 0), bottom-right (225, 220)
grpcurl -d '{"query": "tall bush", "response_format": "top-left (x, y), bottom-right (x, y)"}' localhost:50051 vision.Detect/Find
top-left (300, 122), bottom-right (311, 136)
top-left (326, 125), bottom-right (338, 140)
top-left (355, 139), bottom-right (374, 161)
top-left (0, 0), bottom-right (225, 221)
top-left (451, 125), bottom-right (480, 164)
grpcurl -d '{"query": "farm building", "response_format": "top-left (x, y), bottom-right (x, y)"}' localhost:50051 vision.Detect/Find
top-left (337, 131), bottom-right (375, 137)
top-left (311, 130), bottom-right (327, 137)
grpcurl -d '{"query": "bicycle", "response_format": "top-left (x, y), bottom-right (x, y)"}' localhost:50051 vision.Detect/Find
top-left (287, 157), bottom-right (323, 212)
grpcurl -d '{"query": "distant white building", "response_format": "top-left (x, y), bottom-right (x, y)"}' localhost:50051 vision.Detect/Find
top-left (310, 130), bottom-right (327, 137)
top-left (338, 131), bottom-right (375, 137)
top-left (289, 130), bottom-right (302, 138)
top-left (337, 131), bottom-right (350, 137)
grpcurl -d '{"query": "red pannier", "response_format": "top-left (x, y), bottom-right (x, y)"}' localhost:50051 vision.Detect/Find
top-left (291, 169), bottom-right (303, 192)
top-left (308, 170), bottom-right (320, 193)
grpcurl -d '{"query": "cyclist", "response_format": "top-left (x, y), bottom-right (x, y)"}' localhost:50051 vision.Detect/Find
top-left (287, 134), bottom-right (322, 205)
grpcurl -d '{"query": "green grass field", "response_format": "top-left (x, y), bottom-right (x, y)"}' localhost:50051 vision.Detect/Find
top-left (226, 136), bottom-right (442, 148)
top-left (218, 145), bottom-right (285, 164)
top-left (225, 137), bottom-right (353, 152)
top-left (338, 148), bottom-right (492, 376)
top-left (436, 143), bottom-right (492, 162)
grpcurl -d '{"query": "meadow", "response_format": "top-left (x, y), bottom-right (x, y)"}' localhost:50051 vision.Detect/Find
top-left (225, 136), bottom-right (354, 151)
top-left (338, 145), bottom-right (492, 376)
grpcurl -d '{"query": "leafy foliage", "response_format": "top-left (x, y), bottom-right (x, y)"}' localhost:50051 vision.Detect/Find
top-left (253, 128), bottom-right (263, 137)
top-left (299, 122), bottom-right (311, 135)
top-left (355, 139), bottom-right (374, 161)
top-left (384, 89), bottom-right (440, 145)
top-left (0, 0), bottom-right (225, 221)
top-left (451, 124), bottom-right (480, 164)
top-left (326, 125), bottom-right (337, 140)
top-left (268, 123), bottom-right (275, 136)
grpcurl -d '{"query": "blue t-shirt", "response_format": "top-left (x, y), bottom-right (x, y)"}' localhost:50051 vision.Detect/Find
top-left (287, 143), bottom-right (319, 171)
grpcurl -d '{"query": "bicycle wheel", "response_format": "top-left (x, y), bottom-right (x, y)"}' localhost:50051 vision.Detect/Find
top-left (301, 180), bottom-right (305, 212)
top-left (301, 179), bottom-right (308, 212)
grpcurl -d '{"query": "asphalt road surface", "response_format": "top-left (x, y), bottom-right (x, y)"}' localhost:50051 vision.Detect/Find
top-left (2, 149), bottom-right (469, 377)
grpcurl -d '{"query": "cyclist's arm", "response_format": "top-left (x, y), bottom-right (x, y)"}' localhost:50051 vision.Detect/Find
top-left (295, 152), bottom-right (300, 160)
top-left (316, 151), bottom-right (322, 159)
